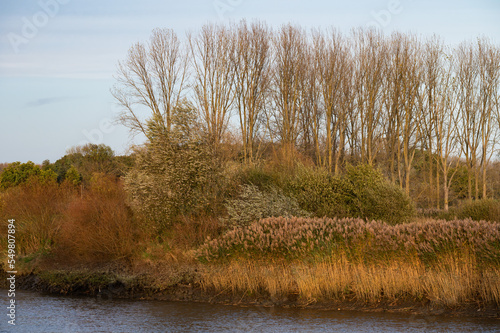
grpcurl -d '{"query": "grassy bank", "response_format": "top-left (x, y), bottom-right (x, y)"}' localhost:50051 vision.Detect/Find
top-left (2, 216), bottom-right (499, 318)
top-left (197, 217), bottom-right (500, 309)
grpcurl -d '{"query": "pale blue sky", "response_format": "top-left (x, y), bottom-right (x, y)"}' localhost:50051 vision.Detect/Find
top-left (1, 0), bottom-right (499, 163)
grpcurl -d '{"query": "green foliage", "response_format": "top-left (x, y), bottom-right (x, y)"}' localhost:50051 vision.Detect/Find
top-left (457, 199), bottom-right (500, 222)
top-left (284, 164), bottom-right (415, 224)
top-left (344, 164), bottom-right (415, 225)
top-left (237, 165), bottom-right (276, 190)
top-left (223, 184), bottom-right (310, 228)
top-left (0, 161), bottom-right (57, 190)
top-left (51, 144), bottom-right (122, 184)
top-left (64, 165), bottom-right (82, 187)
top-left (449, 165), bottom-right (473, 200)
top-left (285, 164), bottom-right (354, 218)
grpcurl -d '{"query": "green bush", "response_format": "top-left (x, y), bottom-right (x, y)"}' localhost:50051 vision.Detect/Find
top-left (457, 199), bottom-right (500, 222)
top-left (222, 184), bottom-right (310, 228)
top-left (344, 164), bottom-right (415, 224)
top-left (284, 164), bottom-right (415, 224)
top-left (285, 164), bottom-right (354, 218)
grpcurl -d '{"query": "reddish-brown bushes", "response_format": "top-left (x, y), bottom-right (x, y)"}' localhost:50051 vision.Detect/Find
top-left (0, 178), bottom-right (75, 255)
top-left (57, 173), bottom-right (142, 263)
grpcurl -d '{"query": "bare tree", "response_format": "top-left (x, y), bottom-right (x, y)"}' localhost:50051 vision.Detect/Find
top-left (418, 36), bottom-right (443, 208)
top-left (352, 28), bottom-right (387, 166)
top-left (269, 24), bottom-right (307, 162)
top-left (112, 28), bottom-right (188, 140)
top-left (434, 53), bottom-right (461, 211)
top-left (233, 20), bottom-right (271, 164)
top-left (188, 23), bottom-right (236, 148)
top-left (456, 41), bottom-right (481, 200)
top-left (314, 29), bottom-right (350, 174)
top-left (300, 43), bottom-right (323, 162)
top-left (477, 39), bottom-right (500, 199)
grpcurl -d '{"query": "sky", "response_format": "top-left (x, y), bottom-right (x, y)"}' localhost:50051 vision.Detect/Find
top-left (0, 0), bottom-right (499, 164)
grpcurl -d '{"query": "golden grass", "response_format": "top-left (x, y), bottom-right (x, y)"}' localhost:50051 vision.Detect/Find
top-left (199, 252), bottom-right (500, 306)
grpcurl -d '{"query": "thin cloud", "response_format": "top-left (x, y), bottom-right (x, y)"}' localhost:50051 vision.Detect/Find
top-left (24, 96), bottom-right (72, 108)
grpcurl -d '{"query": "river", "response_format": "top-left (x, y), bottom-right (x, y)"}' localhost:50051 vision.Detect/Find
top-left (1, 290), bottom-right (499, 332)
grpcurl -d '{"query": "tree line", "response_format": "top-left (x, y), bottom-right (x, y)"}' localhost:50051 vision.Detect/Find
top-left (112, 21), bottom-right (500, 211)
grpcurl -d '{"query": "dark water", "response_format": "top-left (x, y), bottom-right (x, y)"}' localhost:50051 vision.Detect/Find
top-left (0, 290), bottom-right (499, 332)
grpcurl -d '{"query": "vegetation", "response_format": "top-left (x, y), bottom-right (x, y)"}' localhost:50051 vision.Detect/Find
top-left (1, 22), bottom-right (500, 313)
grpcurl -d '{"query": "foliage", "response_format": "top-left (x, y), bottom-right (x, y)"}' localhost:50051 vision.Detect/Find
top-left (285, 164), bottom-right (354, 218)
top-left (64, 165), bottom-right (82, 187)
top-left (0, 161), bottom-right (57, 190)
top-left (284, 164), bottom-right (415, 224)
top-left (49, 144), bottom-right (129, 184)
top-left (124, 103), bottom-right (224, 234)
top-left (222, 184), bottom-right (310, 228)
top-left (457, 199), bottom-right (500, 222)
top-left (344, 164), bottom-right (415, 224)
top-left (0, 178), bottom-right (75, 255)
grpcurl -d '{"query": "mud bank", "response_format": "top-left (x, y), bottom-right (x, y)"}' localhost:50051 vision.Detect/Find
top-left (1, 268), bottom-right (499, 320)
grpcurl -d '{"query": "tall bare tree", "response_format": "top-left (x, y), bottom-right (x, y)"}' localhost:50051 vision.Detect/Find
top-left (233, 20), bottom-right (271, 163)
top-left (434, 53), bottom-right (461, 211)
top-left (269, 24), bottom-right (307, 162)
top-left (456, 41), bottom-right (481, 200)
top-left (188, 23), bottom-right (236, 148)
top-left (352, 28), bottom-right (387, 166)
top-left (112, 28), bottom-right (188, 140)
top-left (314, 29), bottom-right (350, 174)
top-left (418, 36), bottom-right (442, 208)
top-left (477, 39), bottom-right (500, 199)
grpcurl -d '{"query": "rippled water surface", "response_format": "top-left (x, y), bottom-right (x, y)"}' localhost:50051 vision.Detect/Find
top-left (1, 290), bottom-right (499, 332)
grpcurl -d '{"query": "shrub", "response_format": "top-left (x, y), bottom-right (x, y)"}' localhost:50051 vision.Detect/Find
top-left (0, 178), bottom-right (75, 256)
top-left (125, 138), bottom-right (222, 234)
top-left (285, 164), bottom-right (354, 218)
top-left (457, 199), bottom-right (500, 222)
top-left (344, 164), bottom-right (415, 224)
top-left (222, 184), bottom-right (310, 228)
top-left (284, 163), bottom-right (415, 224)
top-left (124, 103), bottom-right (226, 234)
top-left (57, 174), bottom-right (141, 262)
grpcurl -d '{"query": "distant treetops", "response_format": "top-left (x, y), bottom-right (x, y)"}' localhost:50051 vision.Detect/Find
top-left (0, 144), bottom-right (134, 191)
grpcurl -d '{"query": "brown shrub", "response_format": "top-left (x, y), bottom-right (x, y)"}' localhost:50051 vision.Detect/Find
top-left (56, 173), bottom-right (142, 263)
top-left (0, 178), bottom-right (75, 255)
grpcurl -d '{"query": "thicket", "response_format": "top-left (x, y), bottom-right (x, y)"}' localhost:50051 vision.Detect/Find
top-left (0, 166), bottom-right (142, 264)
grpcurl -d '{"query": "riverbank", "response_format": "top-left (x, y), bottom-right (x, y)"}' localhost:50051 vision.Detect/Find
top-left (2, 259), bottom-right (499, 320)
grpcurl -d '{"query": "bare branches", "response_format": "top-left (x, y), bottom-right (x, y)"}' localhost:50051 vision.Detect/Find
top-left (233, 20), bottom-right (270, 163)
top-left (188, 23), bottom-right (236, 148)
top-left (112, 29), bottom-right (188, 140)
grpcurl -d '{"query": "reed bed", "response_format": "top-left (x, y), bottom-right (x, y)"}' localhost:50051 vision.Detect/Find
top-left (196, 217), bottom-right (500, 263)
top-left (200, 252), bottom-right (500, 306)
top-left (197, 216), bottom-right (500, 306)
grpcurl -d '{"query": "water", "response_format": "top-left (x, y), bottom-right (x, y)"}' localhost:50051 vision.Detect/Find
top-left (0, 290), bottom-right (499, 332)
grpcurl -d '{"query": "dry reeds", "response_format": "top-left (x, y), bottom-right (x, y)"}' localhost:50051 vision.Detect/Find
top-left (197, 216), bottom-right (500, 306)
top-left (196, 217), bottom-right (500, 263)
top-left (200, 253), bottom-right (500, 306)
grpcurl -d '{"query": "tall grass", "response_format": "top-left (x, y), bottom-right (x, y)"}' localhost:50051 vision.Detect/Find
top-left (196, 217), bottom-right (500, 263)
top-left (200, 251), bottom-right (500, 306)
top-left (197, 216), bottom-right (500, 306)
